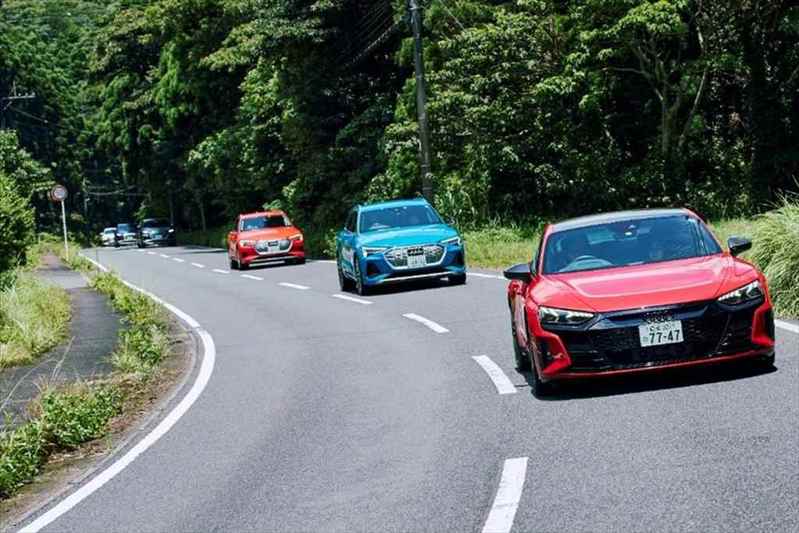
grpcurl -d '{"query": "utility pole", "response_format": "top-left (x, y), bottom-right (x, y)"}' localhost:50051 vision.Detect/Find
top-left (0, 82), bottom-right (36, 129)
top-left (408, 0), bottom-right (434, 203)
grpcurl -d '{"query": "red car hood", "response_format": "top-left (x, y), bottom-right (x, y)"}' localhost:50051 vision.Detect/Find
top-left (538, 255), bottom-right (757, 313)
top-left (240, 226), bottom-right (300, 240)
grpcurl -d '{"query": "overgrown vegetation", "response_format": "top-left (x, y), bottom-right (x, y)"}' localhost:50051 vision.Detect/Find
top-left (1, 1), bottom-right (797, 232)
top-left (751, 197), bottom-right (799, 318)
top-left (91, 272), bottom-right (170, 375)
top-left (0, 384), bottom-right (121, 498)
top-left (0, 256), bottom-right (173, 499)
top-left (0, 272), bottom-right (71, 368)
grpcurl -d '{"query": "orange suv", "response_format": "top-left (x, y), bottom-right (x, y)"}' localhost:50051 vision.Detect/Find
top-left (228, 210), bottom-right (305, 269)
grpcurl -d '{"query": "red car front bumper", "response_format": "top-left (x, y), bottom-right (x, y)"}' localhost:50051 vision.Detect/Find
top-left (238, 241), bottom-right (305, 266)
top-left (532, 299), bottom-right (775, 383)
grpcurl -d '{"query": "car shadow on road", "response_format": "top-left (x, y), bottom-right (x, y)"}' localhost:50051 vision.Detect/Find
top-left (363, 277), bottom-right (466, 298)
top-left (519, 361), bottom-right (778, 401)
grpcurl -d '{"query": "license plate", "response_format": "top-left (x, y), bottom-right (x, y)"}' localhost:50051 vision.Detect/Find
top-left (407, 254), bottom-right (427, 269)
top-left (639, 320), bottom-right (684, 347)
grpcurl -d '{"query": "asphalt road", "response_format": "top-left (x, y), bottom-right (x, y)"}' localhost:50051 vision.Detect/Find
top-left (19, 246), bottom-right (799, 532)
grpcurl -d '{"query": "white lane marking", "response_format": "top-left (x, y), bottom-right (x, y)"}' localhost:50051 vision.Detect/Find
top-left (470, 272), bottom-right (505, 280)
top-left (312, 259), bottom-right (337, 264)
top-left (332, 294), bottom-right (373, 305)
top-left (241, 274), bottom-right (264, 281)
top-left (191, 263), bottom-right (205, 269)
top-left (472, 356), bottom-right (518, 395)
top-left (212, 269), bottom-right (230, 275)
top-left (26, 256), bottom-right (218, 533)
top-left (279, 282), bottom-right (309, 290)
top-left (159, 253), bottom-right (170, 259)
top-left (172, 258), bottom-right (185, 263)
top-left (147, 251), bottom-right (156, 256)
top-left (776, 320), bottom-right (799, 335)
top-left (136, 249), bottom-right (145, 253)
top-left (403, 313), bottom-right (449, 334)
top-left (482, 457), bottom-right (528, 533)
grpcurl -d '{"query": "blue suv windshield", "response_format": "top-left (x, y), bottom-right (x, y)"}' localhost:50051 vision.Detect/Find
top-left (360, 205), bottom-right (442, 233)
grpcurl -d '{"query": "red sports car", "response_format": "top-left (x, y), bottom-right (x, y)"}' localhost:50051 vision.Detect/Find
top-left (228, 210), bottom-right (305, 269)
top-left (505, 209), bottom-right (775, 396)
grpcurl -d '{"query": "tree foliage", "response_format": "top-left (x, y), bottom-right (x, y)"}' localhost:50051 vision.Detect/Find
top-left (1, 0), bottom-right (797, 235)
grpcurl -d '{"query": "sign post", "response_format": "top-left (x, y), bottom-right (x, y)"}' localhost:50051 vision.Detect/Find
top-left (50, 185), bottom-right (69, 260)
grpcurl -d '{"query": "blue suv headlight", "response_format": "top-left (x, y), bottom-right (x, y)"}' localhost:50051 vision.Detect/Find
top-left (362, 247), bottom-right (388, 257)
top-left (440, 236), bottom-right (462, 247)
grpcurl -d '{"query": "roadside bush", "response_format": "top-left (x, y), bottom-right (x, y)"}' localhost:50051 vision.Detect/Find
top-left (0, 385), bottom-right (120, 498)
top-left (0, 421), bottom-right (46, 498)
top-left (40, 385), bottom-right (121, 450)
top-left (0, 272), bottom-right (71, 368)
top-left (751, 197), bottom-right (799, 318)
top-left (0, 173), bottom-right (35, 272)
top-left (90, 273), bottom-right (170, 374)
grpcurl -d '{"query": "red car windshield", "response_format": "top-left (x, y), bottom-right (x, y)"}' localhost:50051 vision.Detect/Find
top-left (241, 215), bottom-right (289, 231)
top-left (543, 215), bottom-right (722, 275)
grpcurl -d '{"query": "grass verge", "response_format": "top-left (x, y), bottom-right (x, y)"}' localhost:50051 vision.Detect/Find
top-left (0, 272), bottom-right (71, 369)
top-left (0, 253), bottom-right (173, 500)
top-left (0, 384), bottom-right (121, 498)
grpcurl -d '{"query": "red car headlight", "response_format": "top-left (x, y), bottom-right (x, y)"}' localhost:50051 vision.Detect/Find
top-left (239, 239), bottom-right (256, 248)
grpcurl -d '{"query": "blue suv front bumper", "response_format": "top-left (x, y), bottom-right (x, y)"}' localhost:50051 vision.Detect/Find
top-left (359, 243), bottom-right (466, 286)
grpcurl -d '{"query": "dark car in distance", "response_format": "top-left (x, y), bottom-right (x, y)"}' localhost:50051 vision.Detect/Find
top-left (137, 218), bottom-right (176, 248)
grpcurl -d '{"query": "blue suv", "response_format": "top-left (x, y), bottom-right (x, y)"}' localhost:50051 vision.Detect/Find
top-left (336, 199), bottom-right (467, 295)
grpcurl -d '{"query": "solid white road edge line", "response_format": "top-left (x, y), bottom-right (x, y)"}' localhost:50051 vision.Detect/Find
top-left (212, 269), bottom-right (230, 274)
top-left (279, 282), bottom-right (310, 290)
top-left (470, 272), bottom-right (505, 280)
top-left (482, 457), bottom-right (529, 533)
top-left (332, 294), bottom-right (373, 305)
top-left (242, 274), bottom-right (263, 281)
top-left (21, 256), bottom-right (218, 533)
top-left (472, 356), bottom-right (518, 395)
top-left (776, 319), bottom-right (799, 335)
top-left (172, 258), bottom-right (185, 263)
top-left (191, 263), bottom-right (205, 269)
top-left (403, 313), bottom-right (449, 334)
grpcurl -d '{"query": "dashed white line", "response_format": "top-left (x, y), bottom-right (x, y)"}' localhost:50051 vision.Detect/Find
top-left (403, 313), bottom-right (449, 334)
top-left (470, 272), bottom-right (505, 280)
top-left (241, 274), bottom-right (264, 281)
top-left (147, 251), bottom-right (156, 256)
top-left (279, 282), bottom-right (309, 290)
top-left (136, 249), bottom-right (145, 253)
top-left (482, 457), bottom-right (528, 533)
top-left (172, 258), bottom-right (185, 263)
top-left (191, 263), bottom-right (205, 269)
top-left (212, 269), bottom-right (230, 275)
top-left (472, 356), bottom-right (518, 395)
top-left (332, 294), bottom-right (373, 305)
top-left (776, 320), bottom-right (799, 335)
top-left (159, 254), bottom-right (170, 259)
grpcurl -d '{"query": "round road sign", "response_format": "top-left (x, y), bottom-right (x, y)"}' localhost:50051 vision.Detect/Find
top-left (50, 185), bottom-right (68, 202)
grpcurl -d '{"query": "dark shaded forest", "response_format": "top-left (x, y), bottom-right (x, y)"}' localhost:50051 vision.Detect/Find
top-left (1, 0), bottom-right (798, 241)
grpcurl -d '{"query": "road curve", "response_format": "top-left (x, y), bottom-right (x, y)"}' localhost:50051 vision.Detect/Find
top-left (18, 246), bottom-right (799, 532)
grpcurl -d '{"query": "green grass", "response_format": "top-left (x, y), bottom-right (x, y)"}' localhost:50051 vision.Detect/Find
top-left (0, 272), bottom-right (71, 369)
top-left (0, 384), bottom-right (121, 498)
top-left (750, 198), bottom-right (799, 318)
top-left (463, 225), bottom-right (540, 270)
top-left (90, 272), bottom-right (170, 375)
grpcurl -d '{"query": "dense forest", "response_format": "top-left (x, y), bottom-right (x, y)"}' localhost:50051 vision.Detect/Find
top-left (1, 0), bottom-right (798, 246)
